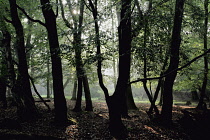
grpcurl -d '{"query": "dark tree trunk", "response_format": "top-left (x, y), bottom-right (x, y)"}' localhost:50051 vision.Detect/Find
top-left (25, 20), bottom-right (33, 66)
top-left (9, 0), bottom-right (38, 119)
top-left (197, 0), bottom-right (209, 110)
top-left (126, 84), bottom-right (137, 110)
top-left (0, 18), bottom-right (11, 108)
top-left (147, 54), bottom-right (169, 116)
top-left (83, 75), bottom-right (93, 111)
top-left (88, 0), bottom-right (109, 99)
top-left (40, 0), bottom-right (67, 123)
top-left (158, 79), bottom-right (164, 106)
top-left (0, 65), bottom-right (7, 110)
top-left (73, 78), bottom-right (82, 112)
top-left (87, 0), bottom-right (131, 138)
top-left (191, 90), bottom-right (199, 101)
top-left (161, 0), bottom-right (185, 123)
top-left (46, 56), bottom-right (51, 98)
top-left (107, 0), bottom-right (132, 138)
top-left (0, 20), bottom-right (16, 100)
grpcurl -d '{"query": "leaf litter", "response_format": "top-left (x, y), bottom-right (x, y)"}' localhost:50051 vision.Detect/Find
top-left (0, 100), bottom-right (209, 139)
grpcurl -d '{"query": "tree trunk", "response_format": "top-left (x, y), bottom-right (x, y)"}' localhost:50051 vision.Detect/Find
top-left (9, 0), bottom-right (38, 119)
top-left (161, 0), bottom-right (185, 124)
top-left (46, 56), bottom-right (51, 98)
top-left (87, 0), bottom-right (130, 138)
top-left (197, 0), bottom-right (209, 110)
top-left (61, 0), bottom-right (93, 111)
top-left (63, 78), bottom-right (71, 89)
top-left (83, 74), bottom-right (93, 111)
top-left (191, 90), bottom-right (199, 101)
top-left (108, 0), bottom-right (132, 138)
top-left (0, 18), bottom-right (11, 108)
top-left (40, 0), bottom-right (67, 123)
top-left (0, 19), bottom-right (16, 100)
top-left (0, 64), bottom-right (7, 109)
top-left (73, 78), bottom-right (82, 112)
top-left (71, 76), bottom-right (77, 100)
top-left (126, 84), bottom-right (137, 110)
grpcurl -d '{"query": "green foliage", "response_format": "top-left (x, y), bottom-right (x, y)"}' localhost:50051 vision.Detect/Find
top-left (1, 0), bottom-right (209, 97)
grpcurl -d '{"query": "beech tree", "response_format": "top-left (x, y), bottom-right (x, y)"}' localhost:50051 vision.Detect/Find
top-left (0, 16), bottom-right (8, 108)
top-left (59, 0), bottom-right (93, 112)
top-left (8, 0), bottom-right (38, 119)
top-left (161, 0), bottom-right (185, 123)
top-left (197, 0), bottom-right (209, 109)
top-left (39, 0), bottom-right (67, 123)
top-left (86, 0), bottom-right (131, 138)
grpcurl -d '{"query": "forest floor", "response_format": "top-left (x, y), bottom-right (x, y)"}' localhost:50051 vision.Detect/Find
top-left (0, 99), bottom-right (210, 140)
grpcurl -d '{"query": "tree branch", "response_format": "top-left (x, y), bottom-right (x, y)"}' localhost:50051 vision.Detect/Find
top-left (16, 4), bottom-right (46, 27)
top-left (84, 0), bottom-right (93, 12)
top-left (130, 48), bottom-right (210, 84)
top-left (3, 17), bottom-right (13, 23)
top-left (55, 0), bottom-right (59, 18)
top-left (59, 0), bottom-right (73, 29)
top-left (29, 76), bottom-right (51, 111)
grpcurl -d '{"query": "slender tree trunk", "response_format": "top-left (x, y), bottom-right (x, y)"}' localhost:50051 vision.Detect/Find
top-left (197, 0), bottom-right (209, 110)
top-left (25, 20), bottom-right (33, 66)
top-left (88, 0), bottom-right (109, 99)
top-left (83, 74), bottom-right (93, 111)
top-left (161, 0), bottom-right (185, 123)
top-left (46, 56), bottom-right (50, 98)
top-left (0, 22), bottom-right (9, 108)
top-left (9, 0), bottom-right (38, 119)
top-left (111, 13), bottom-right (117, 88)
top-left (71, 76), bottom-right (77, 100)
top-left (1, 20), bottom-right (16, 99)
top-left (63, 78), bottom-right (71, 89)
top-left (0, 73), bottom-right (7, 109)
top-left (113, 57), bottom-right (117, 88)
top-left (40, 0), bottom-right (67, 123)
top-left (0, 16), bottom-right (11, 108)
top-left (73, 78), bottom-right (82, 112)
top-left (148, 54), bottom-right (169, 116)
top-left (61, 0), bottom-right (92, 111)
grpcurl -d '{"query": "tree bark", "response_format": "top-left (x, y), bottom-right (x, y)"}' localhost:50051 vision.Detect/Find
top-left (61, 0), bottom-right (93, 111)
top-left (40, 0), bottom-right (67, 123)
top-left (197, 0), bottom-right (209, 110)
top-left (126, 84), bottom-right (137, 110)
top-left (107, 0), bottom-right (132, 138)
top-left (9, 0), bottom-right (38, 119)
top-left (161, 0), bottom-right (185, 124)
top-left (72, 78), bottom-right (82, 112)
top-left (0, 60), bottom-right (7, 109)
top-left (0, 23), bottom-right (9, 108)
top-left (83, 74), bottom-right (93, 111)
top-left (46, 56), bottom-right (51, 98)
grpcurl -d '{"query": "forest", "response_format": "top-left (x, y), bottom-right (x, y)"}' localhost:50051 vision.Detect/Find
top-left (0, 0), bottom-right (210, 139)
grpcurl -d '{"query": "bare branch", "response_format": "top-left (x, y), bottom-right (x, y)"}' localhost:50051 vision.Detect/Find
top-left (3, 17), bottom-right (13, 23)
top-left (59, 0), bottom-right (73, 29)
top-left (16, 4), bottom-right (46, 27)
top-left (83, 0), bottom-right (93, 12)
top-left (130, 48), bottom-right (210, 84)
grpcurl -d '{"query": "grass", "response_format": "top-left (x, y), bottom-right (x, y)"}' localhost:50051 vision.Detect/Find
top-left (33, 95), bottom-right (198, 106)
